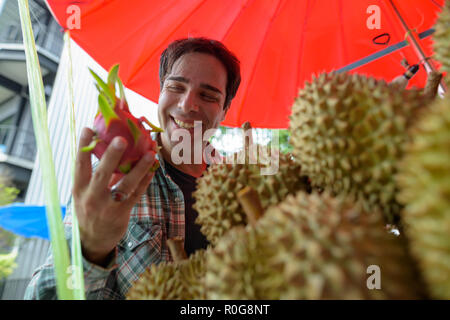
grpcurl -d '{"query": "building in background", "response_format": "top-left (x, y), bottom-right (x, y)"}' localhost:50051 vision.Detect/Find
top-left (0, 0), bottom-right (63, 299)
top-left (0, 0), bottom-right (62, 201)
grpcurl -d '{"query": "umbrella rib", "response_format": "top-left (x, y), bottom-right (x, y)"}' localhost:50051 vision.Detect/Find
top-left (222, 0), bottom-right (251, 40)
top-left (380, 0), bottom-right (409, 48)
top-left (429, 0), bottom-right (443, 9)
top-left (235, 0), bottom-right (285, 126)
top-left (126, 0), bottom-right (208, 84)
top-left (338, 0), bottom-right (349, 64)
top-left (296, 0), bottom-right (313, 90)
top-left (337, 29), bottom-right (435, 73)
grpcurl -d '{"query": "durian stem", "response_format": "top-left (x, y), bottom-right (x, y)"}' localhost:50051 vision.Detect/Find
top-left (167, 237), bottom-right (187, 262)
top-left (237, 186), bottom-right (264, 225)
top-left (423, 71), bottom-right (443, 101)
top-left (241, 121), bottom-right (253, 165)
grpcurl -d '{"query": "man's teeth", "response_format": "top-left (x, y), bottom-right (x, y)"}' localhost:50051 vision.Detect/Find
top-left (174, 118), bottom-right (196, 129)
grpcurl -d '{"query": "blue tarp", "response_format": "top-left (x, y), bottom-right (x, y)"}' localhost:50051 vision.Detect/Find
top-left (0, 203), bottom-right (66, 240)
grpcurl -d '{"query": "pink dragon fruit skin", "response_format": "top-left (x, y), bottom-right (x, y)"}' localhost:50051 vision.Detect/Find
top-left (83, 64), bottom-right (162, 174)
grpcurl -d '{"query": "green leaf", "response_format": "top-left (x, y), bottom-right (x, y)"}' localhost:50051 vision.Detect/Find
top-left (140, 116), bottom-right (164, 132)
top-left (107, 64), bottom-right (119, 98)
top-left (98, 94), bottom-right (119, 128)
top-left (81, 138), bottom-right (100, 152)
top-left (127, 119), bottom-right (141, 145)
top-left (18, 0), bottom-right (74, 299)
top-left (119, 163), bottom-right (131, 174)
top-left (0, 248), bottom-right (18, 279)
top-left (117, 78), bottom-right (126, 101)
top-left (99, 91), bottom-right (114, 110)
top-left (149, 160), bottom-right (160, 172)
top-left (65, 31), bottom-right (85, 300)
top-left (89, 68), bottom-right (116, 108)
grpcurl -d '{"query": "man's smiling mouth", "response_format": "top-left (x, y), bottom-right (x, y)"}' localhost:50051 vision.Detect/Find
top-left (171, 116), bottom-right (202, 129)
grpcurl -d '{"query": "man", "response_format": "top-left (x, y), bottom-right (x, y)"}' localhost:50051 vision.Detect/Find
top-left (25, 37), bottom-right (241, 299)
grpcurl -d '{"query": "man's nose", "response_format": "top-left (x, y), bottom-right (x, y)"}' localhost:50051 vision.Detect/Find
top-left (178, 90), bottom-right (199, 113)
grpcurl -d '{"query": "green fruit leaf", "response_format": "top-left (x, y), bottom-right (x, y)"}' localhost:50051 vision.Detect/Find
top-left (119, 163), bottom-right (131, 174)
top-left (140, 116), bottom-right (163, 132)
top-left (89, 68), bottom-right (116, 108)
top-left (99, 91), bottom-right (114, 109)
top-left (99, 94), bottom-right (119, 128)
top-left (81, 138), bottom-right (100, 152)
top-left (117, 78), bottom-right (126, 102)
top-left (149, 160), bottom-right (160, 172)
top-left (127, 119), bottom-right (142, 145)
top-left (107, 64), bottom-right (119, 98)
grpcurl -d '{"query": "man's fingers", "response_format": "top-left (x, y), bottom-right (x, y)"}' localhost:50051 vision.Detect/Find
top-left (125, 170), bottom-right (156, 206)
top-left (108, 173), bottom-right (125, 189)
top-left (109, 151), bottom-right (156, 196)
top-left (74, 127), bottom-right (95, 192)
top-left (89, 137), bottom-right (128, 192)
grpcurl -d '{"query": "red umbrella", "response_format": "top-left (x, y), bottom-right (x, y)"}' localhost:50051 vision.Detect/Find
top-left (45, 0), bottom-right (446, 128)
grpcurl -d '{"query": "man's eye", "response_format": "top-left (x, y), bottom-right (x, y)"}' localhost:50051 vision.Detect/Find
top-left (201, 94), bottom-right (218, 102)
top-left (167, 85), bottom-right (184, 92)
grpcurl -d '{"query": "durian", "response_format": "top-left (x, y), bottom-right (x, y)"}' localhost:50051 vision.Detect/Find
top-left (126, 260), bottom-right (181, 300)
top-left (178, 249), bottom-right (207, 299)
top-left (205, 191), bottom-right (426, 299)
top-left (433, 0), bottom-right (450, 86)
top-left (261, 192), bottom-right (426, 299)
top-left (204, 226), bottom-right (280, 299)
top-left (193, 149), bottom-right (310, 245)
top-left (126, 249), bottom-right (207, 300)
top-left (289, 72), bottom-right (429, 223)
top-left (396, 96), bottom-right (450, 299)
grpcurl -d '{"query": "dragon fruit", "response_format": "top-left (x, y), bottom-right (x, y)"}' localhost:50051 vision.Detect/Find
top-left (82, 64), bottom-right (163, 174)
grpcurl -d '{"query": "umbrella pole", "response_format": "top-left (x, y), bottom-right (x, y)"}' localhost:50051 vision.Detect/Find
top-left (388, 0), bottom-right (447, 95)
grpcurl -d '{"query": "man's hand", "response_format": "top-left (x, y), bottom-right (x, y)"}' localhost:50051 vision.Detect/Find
top-left (73, 127), bottom-right (157, 266)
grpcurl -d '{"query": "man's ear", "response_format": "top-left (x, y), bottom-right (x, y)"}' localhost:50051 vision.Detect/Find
top-left (220, 104), bottom-right (229, 122)
top-left (220, 110), bottom-right (226, 122)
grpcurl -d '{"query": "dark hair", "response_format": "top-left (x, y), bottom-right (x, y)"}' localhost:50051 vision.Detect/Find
top-left (159, 37), bottom-right (241, 111)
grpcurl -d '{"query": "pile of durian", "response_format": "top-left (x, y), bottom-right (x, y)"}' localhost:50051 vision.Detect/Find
top-left (193, 141), bottom-right (311, 245)
top-left (126, 11), bottom-right (450, 299)
top-left (126, 246), bottom-right (207, 300)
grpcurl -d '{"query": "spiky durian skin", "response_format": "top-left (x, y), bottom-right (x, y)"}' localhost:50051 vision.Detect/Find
top-left (396, 97), bottom-right (450, 299)
top-left (193, 151), bottom-right (310, 245)
top-left (204, 226), bottom-right (281, 300)
top-left (126, 261), bottom-right (181, 300)
top-left (126, 249), bottom-right (207, 300)
top-left (289, 72), bottom-right (427, 223)
top-left (205, 192), bottom-right (425, 300)
top-left (433, 1), bottom-right (450, 86)
top-left (260, 192), bottom-right (425, 299)
top-left (177, 249), bottom-right (207, 299)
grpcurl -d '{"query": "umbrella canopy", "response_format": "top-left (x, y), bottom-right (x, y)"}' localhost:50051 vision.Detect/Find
top-left (45, 0), bottom-right (445, 128)
top-left (0, 204), bottom-right (66, 239)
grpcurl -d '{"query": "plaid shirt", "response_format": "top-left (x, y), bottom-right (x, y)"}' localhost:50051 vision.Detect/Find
top-left (24, 137), bottom-right (219, 300)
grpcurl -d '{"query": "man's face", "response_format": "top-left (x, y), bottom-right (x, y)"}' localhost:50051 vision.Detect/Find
top-left (158, 52), bottom-right (227, 154)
